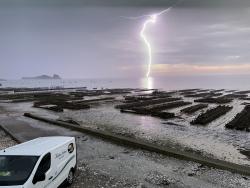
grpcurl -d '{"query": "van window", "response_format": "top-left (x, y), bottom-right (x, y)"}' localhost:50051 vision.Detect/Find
top-left (35, 153), bottom-right (51, 175)
top-left (0, 155), bottom-right (39, 186)
top-left (33, 152), bottom-right (51, 184)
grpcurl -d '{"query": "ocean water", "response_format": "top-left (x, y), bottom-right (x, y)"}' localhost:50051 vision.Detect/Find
top-left (1, 75), bottom-right (250, 90)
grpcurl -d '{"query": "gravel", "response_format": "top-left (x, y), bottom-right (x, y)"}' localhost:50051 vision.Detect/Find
top-left (0, 130), bottom-right (17, 150)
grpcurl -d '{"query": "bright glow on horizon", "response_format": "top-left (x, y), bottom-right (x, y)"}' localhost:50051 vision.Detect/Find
top-left (140, 8), bottom-right (172, 78)
top-left (142, 76), bottom-right (154, 89)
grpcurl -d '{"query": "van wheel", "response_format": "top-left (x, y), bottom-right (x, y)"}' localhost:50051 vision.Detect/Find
top-left (66, 169), bottom-right (74, 186)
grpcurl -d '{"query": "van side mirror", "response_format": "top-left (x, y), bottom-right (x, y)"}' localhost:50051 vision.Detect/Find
top-left (33, 173), bottom-right (46, 184)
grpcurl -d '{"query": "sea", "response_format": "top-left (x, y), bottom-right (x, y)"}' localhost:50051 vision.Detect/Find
top-left (1, 75), bottom-right (250, 90)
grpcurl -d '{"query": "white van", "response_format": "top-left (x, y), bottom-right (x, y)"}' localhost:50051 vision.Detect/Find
top-left (0, 136), bottom-right (77, 188)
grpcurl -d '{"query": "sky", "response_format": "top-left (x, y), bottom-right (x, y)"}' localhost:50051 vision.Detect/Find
top-left (1, 0), bottom-right (250, 79)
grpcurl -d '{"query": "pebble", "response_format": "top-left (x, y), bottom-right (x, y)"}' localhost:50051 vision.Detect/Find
top-left (0, 130), bottom-right (17, 150)
top-left (145, 171), bottom-right (174, 186)
top-left (109, 156), bottom-right (115, 159)
top-left (242, 176), bottom-right (248, 180)
top-left (137, 183), bottom-right (147, 188)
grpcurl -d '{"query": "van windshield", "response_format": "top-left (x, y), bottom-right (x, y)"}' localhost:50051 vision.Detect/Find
top-left (0, 155), bottom-right (39, 186)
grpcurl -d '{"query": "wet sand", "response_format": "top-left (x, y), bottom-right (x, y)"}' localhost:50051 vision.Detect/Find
top-left (1, 117), bottom-right (250, 188)
top-left (0, 87), bottom-right (250, 187)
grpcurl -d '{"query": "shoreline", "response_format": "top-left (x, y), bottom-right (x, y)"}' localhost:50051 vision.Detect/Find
top-left (0, 86), bottom-right (250, 187)
top-left (18, 112), bottom-right (250, 176)
top-left (0, 87), bottom-right (249, 163)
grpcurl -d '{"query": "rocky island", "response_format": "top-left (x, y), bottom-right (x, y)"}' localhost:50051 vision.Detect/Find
top-left (22, 74), bottom-right (61, 80)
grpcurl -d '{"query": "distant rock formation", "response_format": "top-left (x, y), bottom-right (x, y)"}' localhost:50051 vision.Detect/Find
top-left (22, 74), bottom-right (61, 80)
top-left (52, 74), bottom-right (61, 79)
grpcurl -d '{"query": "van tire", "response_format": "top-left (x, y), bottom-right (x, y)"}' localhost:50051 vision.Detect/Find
top-left (66, 169), bottom-right (74, 186)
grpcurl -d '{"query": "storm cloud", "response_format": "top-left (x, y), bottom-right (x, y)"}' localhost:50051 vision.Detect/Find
top-left (1, 0), bottom-right (250, 78)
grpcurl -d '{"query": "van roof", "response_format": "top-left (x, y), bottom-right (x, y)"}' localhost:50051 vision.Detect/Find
top-left (0, 136), bottom-right (74, 156)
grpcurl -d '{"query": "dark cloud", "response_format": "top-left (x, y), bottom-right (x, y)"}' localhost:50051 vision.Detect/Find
top-left (1, 0), bottom-right (250, 78)
top-left (1, 0), bottom-right (250, 8)
top-left (0, 0), bottom-right (175, 7)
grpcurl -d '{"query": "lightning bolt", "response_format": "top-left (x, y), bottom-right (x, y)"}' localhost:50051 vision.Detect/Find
top-left (122, 0), bottom-right (182, 78)
top-left (140, 8), bottom-right (172, 78)
top-left (140, 15), bottom-right (156, 78)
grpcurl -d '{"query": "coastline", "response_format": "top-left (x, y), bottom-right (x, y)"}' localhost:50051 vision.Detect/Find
top-left (0, 86), bottom-right (250, 187)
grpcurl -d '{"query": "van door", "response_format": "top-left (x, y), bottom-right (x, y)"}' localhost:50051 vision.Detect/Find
top-left (32, 153), bottom-right (54, 188)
